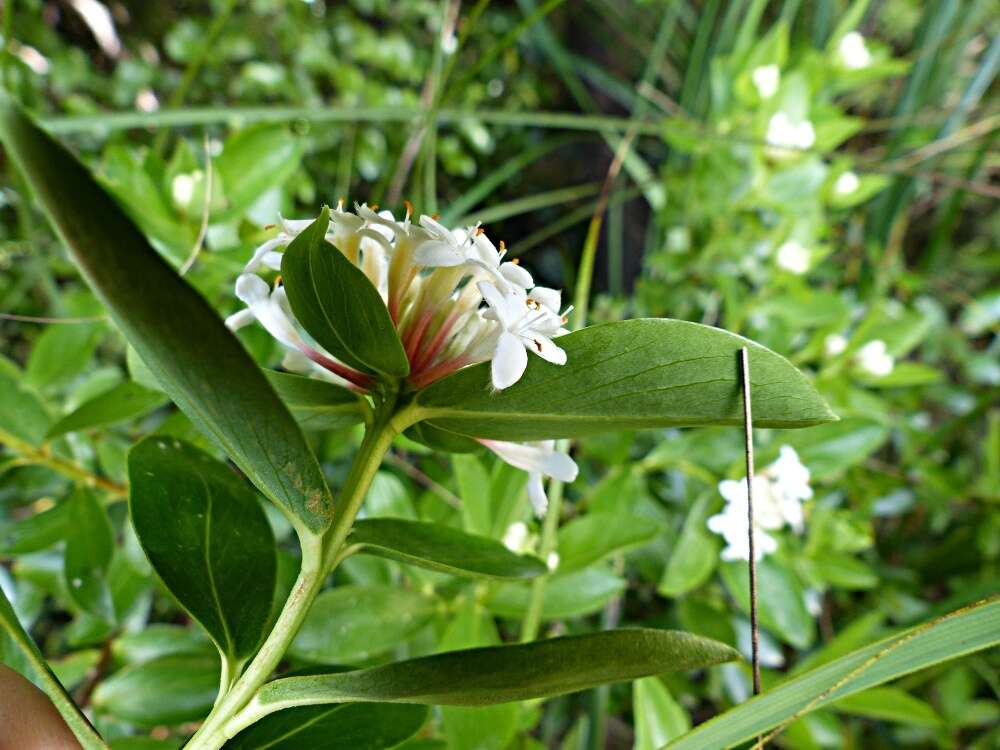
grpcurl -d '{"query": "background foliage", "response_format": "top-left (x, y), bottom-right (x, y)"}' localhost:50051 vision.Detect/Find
top-left (1, 1), bottom-right (998, 748)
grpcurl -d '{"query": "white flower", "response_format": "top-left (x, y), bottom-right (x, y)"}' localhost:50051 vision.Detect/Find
top-left (479, 281), bottom-right (569, 390)
top-left (546, 552), bottom-right (560, 572)
top-left (856, 339), bottom-right (894, 376)
top-left (776, 240), bottom-right (810, 274)
top-left (707, 445), bottom-right (812, 561)
top-left (838, 31), bottom-right (872, 70)
top-left (415, 218), bottom-right (533, 290)
top-left (479, 439), bottom-right (578, 518)
top-left (502, 522), bottom-right (529, 553)
top-left (834, 171), bottom-right (860, 195)
top-left (824, 333), bottom-right (848, 357)
top-left (171, 173), bottom-right (197, 209)
top-left (766, 112), bottom-right (815, 157)
top-left (751, 64), bottom-right (780, 99)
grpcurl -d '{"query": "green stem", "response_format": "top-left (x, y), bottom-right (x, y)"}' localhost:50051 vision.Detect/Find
top-left (518, 458), bottom-right (567, 642)
top-left (184, 402), bottom-right (420, 750)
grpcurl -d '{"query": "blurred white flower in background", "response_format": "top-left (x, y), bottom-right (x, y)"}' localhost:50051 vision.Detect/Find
top-left (856, 339), bottom-right (894, 376)
top-left (776, 240), bottom-right (811, 274)
top-left (752, 64), bottom-right (780, 98)
top-left (707, 446), bottom-right (813, 561)
top-left (838, 31), bottom-right (872, 70)
top-left (835, 171), bottom-right (860, 195)
top-left (502, 522), bottom-right (529, 553)
top-left (765, 112), bottom-right (815, 157)
top-left (824, 333), bottom-right (849, 357)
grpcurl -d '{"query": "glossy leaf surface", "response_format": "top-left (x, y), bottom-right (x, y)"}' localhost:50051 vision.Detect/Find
top-left (416, 319), bottom-right (835, 440)
top-left (350, 518), bottom-right (547, 580)
top-left (47, 381), bottom-right (166, 438)
top-left (0, 96), bottom-right (333, 532)
top-left (129, 437), bottom-right (277, 662)
top-left (265, 370), bottom-right (368, 431)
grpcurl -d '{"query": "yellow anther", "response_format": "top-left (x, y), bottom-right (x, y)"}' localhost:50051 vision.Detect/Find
top-left (432, 212), bottom-right (441, 220)
top-left (498, 240), bottom-right (506, 252)
top-left (476, 227), bottom-right (486, 236)
top-left (511, 257), bottom-right (520, 265)
top-left (274, 275), bottom-right (283, 287)
top-left (404, 199), bottom-right (413, 217)
top-left (371, 203), bottom-right (380, 211)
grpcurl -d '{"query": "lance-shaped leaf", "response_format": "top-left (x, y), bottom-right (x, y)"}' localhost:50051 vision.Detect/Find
top-left (265, 370), bottom-right (369, 431)
top-left (0, 95), bottom-right (333, 533)
top-left (0, 582), bottom-right (110, 749)
top-left (64, 487), bottom-right (115, 621)
top-left (415, 319), bottom-right (835, 441)
top-left (129, 437), bottom-right (277, 665)
top-left (47, 381), bottom-right (166, 439)
top-left (281, 209), bottom-right (409, 378)
top-left (662, 597), bottom-right (1000, 750)
top-left (224, 702), bottom-right (428, 750)
top-left (348, 518), bottom-right (548, 580)
top-left (235, 629), bottom-right (738, 732)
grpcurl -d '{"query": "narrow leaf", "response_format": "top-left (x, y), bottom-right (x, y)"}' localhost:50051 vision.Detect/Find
top-left (249, 629), bottom-right (738, 720)
top-left (0, 364), bottom-right (51, 446)
top-left (349, 518), bottom-right (548, 580)
top-left (281, 209), bottom-right (409, 377)
top-left (265, 370), bottom-right (369, 431)
top-left (0, 582), bottom-right (110, 749)
top-left (224, 702), bottom-right (428, 750)
top-left (0, 95), bottom-right (333, 533)
top-left (129, 437), bottom-right (277, 663)
top-left (556, 512), bottom-right (661, 574)
top-left (64, 487), bottom-right (115, 621)
top-left (415, 319), bottom-right (835, 441)
top-left (47, 381), bottom-right (166, 438)
top-left (662, 598), bottom-right (1000, 749)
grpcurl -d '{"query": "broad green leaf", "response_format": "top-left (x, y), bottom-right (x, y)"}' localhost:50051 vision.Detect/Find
top-left (634, 677), bottom-right (690, 749)
top-left (658, 495), bottom-right (719, 598)
top-left (0, 365), bottom-right (52, 446)
top-left (415, 319), bottom-right (835, 441)
top-left (0, 577), bottom-right (110, 749)
top-left (112, 624), bottom-right (213, 665)
top-left (290, 585), bottom-right (438, 664)
top-left (265, 370), bottom-right (369, 431)
top-left (486, 568), bottom-right (626, 620)
top-left (0, 96), bottom-right (334, 533)
top-left (25, 322), bottom-right (104, 390)
top-left (405, 422), bottom-right (481, 454)
top-left (556, 512), bottom-right (661, 574)
top-left (91, 654), bottom-right (218, 727)
top-left (281, 209), bottom-right (409, 377)
top-left (349, 519), bottom-right (547, 580)
top-left (224, 703), bottom-right (429, 750)
top-left (784, 418), bottom-right (889, 478)
top-left (47, 381), bottom-right (166, 438)
top-left (129, 437), bottom-right (277, 663)
top-left (662, 598), bottom-right (1000, 749)
top-left (248, 629), bottom-right (738, 721)
top-left (64, 487), bottom-right (115, 621)
top-left (0, 500), bottom-right (72, 554)
top-left (213, 124), bottom-right (303, 222)
top-left (833, 687), bottom-right (941, 727)
top-left (720, 559), bottom-right (815, 649)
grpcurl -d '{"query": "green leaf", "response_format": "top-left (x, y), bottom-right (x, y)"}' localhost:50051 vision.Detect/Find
top-left (658, 495), bottom-right (719, 598)
top-left (246, 629), bottom-right (738, 722)
top-left (833, 687), bottom-right (941, 727)
top-left (91, 654), bottom-right (218, 727)
top-left (47, 381), bottom-right (166, 438)
top-left (662, 598), bottom-right (1000, 749)
top-left (0, 364), bottom-right (52, 446)
top-left (415, 319), bottom-right (835, 441)
top-left (265, 370), bottom-right (369, 431)
top-left (634, 677), bottom-right (691, 749)
top-left (0, 500), bottom-right (72, 554)
top-left (290, 585), bottom-right (438, 664)
top-left (452, 453), bottom-right (492, 536)
top-left (349, 518), bottom-right (547, 580)
top-left (0, 577), bottom-right (110, 749)
top-left (25, 322), bottom-right (104, 390)
top-left (224, 702), bottom-right (428, 750)
top-left (128, 437), bottom-right (277, 664)
top-left (783, 418), bottom-right (889, 479)
top-left (64, 487), bottom-right (115, 621)
top-left (213, 124), bottom-right (303, 222)
top-left (486, 568), bottom-right (626, 620)
top-left (556, 512), bottom-right (661, 574)
top-left (720, 559), bottom-right (815, 649)
top-left (0, 94), bottom-right (333, 533)
top-left (281, 209), bottom-right (409, 377)
top-left (112, 624), bottom-right (213, 665)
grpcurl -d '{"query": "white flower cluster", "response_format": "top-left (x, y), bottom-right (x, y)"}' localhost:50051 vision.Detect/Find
top-left (765, 111), bottom-right (815, 157)
top-left (838, 31), bottom-right (872, 70)
top-left (227, 202), bottom-right (578, 514)
top-left (707, 446), bottom-right (813, 562)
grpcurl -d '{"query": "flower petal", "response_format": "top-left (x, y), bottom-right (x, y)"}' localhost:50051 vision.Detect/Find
top-left (523, 333), bottom-right (566, 366)
top-left (528, 286), bottom-right (562, 312)
top-left (500, 262), bottom-right (533, 289)
top-left (415, 240), bottom-right (464, 267)
top-left (527, 473), bottom-right (548, 517)
top-left (491, 331), bottom-right (528, 390)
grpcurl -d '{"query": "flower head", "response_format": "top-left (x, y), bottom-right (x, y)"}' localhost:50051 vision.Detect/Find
top-left (707, 445), bottom-right (812, 561)
top-left (765, 112), bottom-right (815, 157)
top-left (856, 339), bottom-right (894, 376)
top-left (479, 439), bottom-right (578, 517)
top-left (838, 31), bottom-right (872, 70)
top-left (752, 64), bottom-right (780, 99)
top-left (834, 171), bottom-right (860, 195)
top-left (776, 240), bottom-right (810, 274)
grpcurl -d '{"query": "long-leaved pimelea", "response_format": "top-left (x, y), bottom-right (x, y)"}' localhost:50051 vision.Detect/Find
top-left (0, 94), bottom-right (839, 750)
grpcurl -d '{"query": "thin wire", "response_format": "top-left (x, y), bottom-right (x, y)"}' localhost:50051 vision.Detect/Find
top-left (740, 346), bottom-right (764, 748)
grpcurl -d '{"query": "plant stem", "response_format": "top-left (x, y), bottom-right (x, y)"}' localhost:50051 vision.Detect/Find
top-left (184, 401), bottom-right (420, 750)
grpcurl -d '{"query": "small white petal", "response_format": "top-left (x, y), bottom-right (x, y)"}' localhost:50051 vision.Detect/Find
top-left (523, 333), bottom-right (567, 366)
top-left (546, 552), bottom-right (560, 571)
top-left (834, 171), bottom-right (860, 195)
top-left (500, 262), bottom-right (533, 289)
top-left (528, 286), bottom-right (562, 313)
top-left (224, 308), bottom-right (255, 331)
top-left (480, 440), bottom-right (578, 483)
top-left (492, 331), bottom-right (528, 390)
top-left (527, 473), bottom-right (548, 517)
top-left (824, 333), bottom-right (848, 356)
top-left (502, 522), bottom-right (529, 552)
top-left (752, 64), bottom-right (780, 98)
top-left (415, 241), bottom-right (465, 267)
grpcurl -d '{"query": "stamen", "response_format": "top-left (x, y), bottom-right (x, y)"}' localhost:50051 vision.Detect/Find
top-left (371, 203), bottom-right (380, 211)
top-left (498, 240), bottom-right (506, 252)
top-left (534, 339), bottom-right (543, 352)
top-left (432, 212), bottom-right (441, 220)
top-left (511, 258), bottom-right (520, 264)
top-left (404, 199), bottom-right (413, 218)
top-left (476, 227), bottom-right (486, 236)
top-left (337, 197), bottom-right (346, 210)
top-left (274, 275), bottom-right (283, 287)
